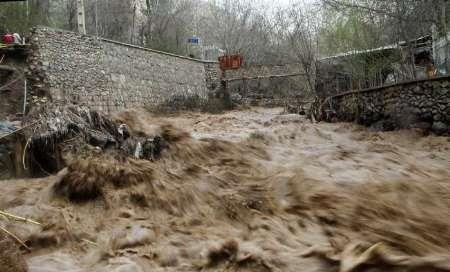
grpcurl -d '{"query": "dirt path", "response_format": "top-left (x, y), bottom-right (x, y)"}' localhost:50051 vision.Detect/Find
top-left (1, 108), bottom-right (450, 272)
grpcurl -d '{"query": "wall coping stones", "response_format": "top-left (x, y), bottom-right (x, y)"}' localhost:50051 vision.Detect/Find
top-left (99, 37), bottom-right (219, 64)
top-left (331, 75), bottom-right (450, 99)
top-left (32, 26), bottom-right (218, 65)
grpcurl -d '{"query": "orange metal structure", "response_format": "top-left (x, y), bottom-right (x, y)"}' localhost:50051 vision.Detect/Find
top-left (219, 55), bottom-right (243, 71)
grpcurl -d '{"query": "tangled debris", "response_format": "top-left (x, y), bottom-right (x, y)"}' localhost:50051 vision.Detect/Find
top-left (23, 106), bottom-right (168, 176)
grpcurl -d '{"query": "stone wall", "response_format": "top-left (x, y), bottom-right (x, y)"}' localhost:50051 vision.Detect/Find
top-left (28, 27), bottom-right (218, 112)
top-left (223, 64), bottom-right (310, 107)
top-left (323, 76), bottom-right (450, 135)
top-left (204, 62), bottom-right (222, 91)
top-left (25, 27), bottom-right (313, 112)
top-left (224, 64), bottom-right (303, 79)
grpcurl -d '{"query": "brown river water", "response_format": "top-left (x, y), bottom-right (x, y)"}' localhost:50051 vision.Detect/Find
top-left (1, 107), bottom-right (450, 272)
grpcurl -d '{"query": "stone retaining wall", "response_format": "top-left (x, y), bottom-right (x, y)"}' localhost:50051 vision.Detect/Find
top-left (204, 63), bottom-right (222, 92)
top-left (224, 64), bottom-right (310, 107)
top-left (28, 27), bottom-right (218, 112)
top-left (224, 64), bottom-right (303, 79)
top-left (25, 27), bottom-right (313, 112)
top-left (324, 76), bottom-right (450, 135)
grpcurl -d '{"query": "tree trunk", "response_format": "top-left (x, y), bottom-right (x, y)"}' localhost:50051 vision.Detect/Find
top-left (442, 0), bottom-right (450, 73)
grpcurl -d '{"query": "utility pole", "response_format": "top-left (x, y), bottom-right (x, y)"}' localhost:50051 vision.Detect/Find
top-left (77, 0), bottom-right (87, 35)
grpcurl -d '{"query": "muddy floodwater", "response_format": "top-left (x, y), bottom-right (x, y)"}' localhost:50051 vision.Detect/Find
top-left (1, 107), bottom-right (450, 272)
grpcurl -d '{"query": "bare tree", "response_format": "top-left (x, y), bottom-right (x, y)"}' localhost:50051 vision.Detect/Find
top-left (285, 3), bottom-right (321, 94)
top-left (321, 0), bottom-right (450, 75)
top-left (139, 0), bottom-right (195, 53)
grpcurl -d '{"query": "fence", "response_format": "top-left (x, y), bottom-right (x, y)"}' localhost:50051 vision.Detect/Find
top-left (316, 36), bottom-right (445, 98)
top-left (434, 34), bottom-right (450, 74)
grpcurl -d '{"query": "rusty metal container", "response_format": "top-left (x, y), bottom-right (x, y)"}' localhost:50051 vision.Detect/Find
top-left (219, 55), bottom-right (243, 71)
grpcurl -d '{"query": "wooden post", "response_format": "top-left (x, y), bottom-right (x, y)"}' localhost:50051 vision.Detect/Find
top-left (23, 80), bottom-right (27, 115)
top-left (77, 0), bottom-right (87, 35)
top-left (13, 135), bottom-right (29, 178)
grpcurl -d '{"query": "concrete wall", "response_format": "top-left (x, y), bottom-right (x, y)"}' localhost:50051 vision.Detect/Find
top-left (28, 27), bottom-right (217, 112)
top-left (323, 76), bottom-right (450, 135)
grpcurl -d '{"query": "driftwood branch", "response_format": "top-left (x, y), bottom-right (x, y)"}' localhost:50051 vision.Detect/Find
top-left (0, 226), bottom-right (31, 251)
top-left (0, 65), bottom-right (17, 73)
top-left (0, 119), bottom-right (42, 141)
top-left (0, 77), bottom-right (22, 91)
top-left (0, 210), bottom-right (42, 226)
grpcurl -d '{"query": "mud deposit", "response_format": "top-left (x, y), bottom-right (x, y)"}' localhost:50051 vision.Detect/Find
top-left (1, 108), bottom-right (450, 272)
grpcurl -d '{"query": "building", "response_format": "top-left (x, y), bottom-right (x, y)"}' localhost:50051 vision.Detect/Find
top-left (202, 44), bottom-right (225, 62)
top-left (316, 35), bottom-right (434, 98)
top-left (433, 27), bottom-right (450, 74)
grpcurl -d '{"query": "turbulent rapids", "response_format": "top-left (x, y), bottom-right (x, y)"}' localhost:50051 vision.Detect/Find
top-left (1, 107), bottom-right (450, 272)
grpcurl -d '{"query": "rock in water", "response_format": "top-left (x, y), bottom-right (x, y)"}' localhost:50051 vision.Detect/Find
top-left (432, 121), bottom-right (448, 135)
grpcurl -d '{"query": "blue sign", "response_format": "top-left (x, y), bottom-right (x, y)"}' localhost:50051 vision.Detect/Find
top-left (188, 36), bottom-right (199, 44)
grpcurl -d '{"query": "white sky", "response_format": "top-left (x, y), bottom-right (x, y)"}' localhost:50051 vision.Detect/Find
top-left (254, 0), bottom-right (319, 17)
top-left (262, 0), bottom-right (317, 7)
top-left (212, 0), bottom-right (318, 10)
top-left (256, 0), bottom-right (319, 14)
